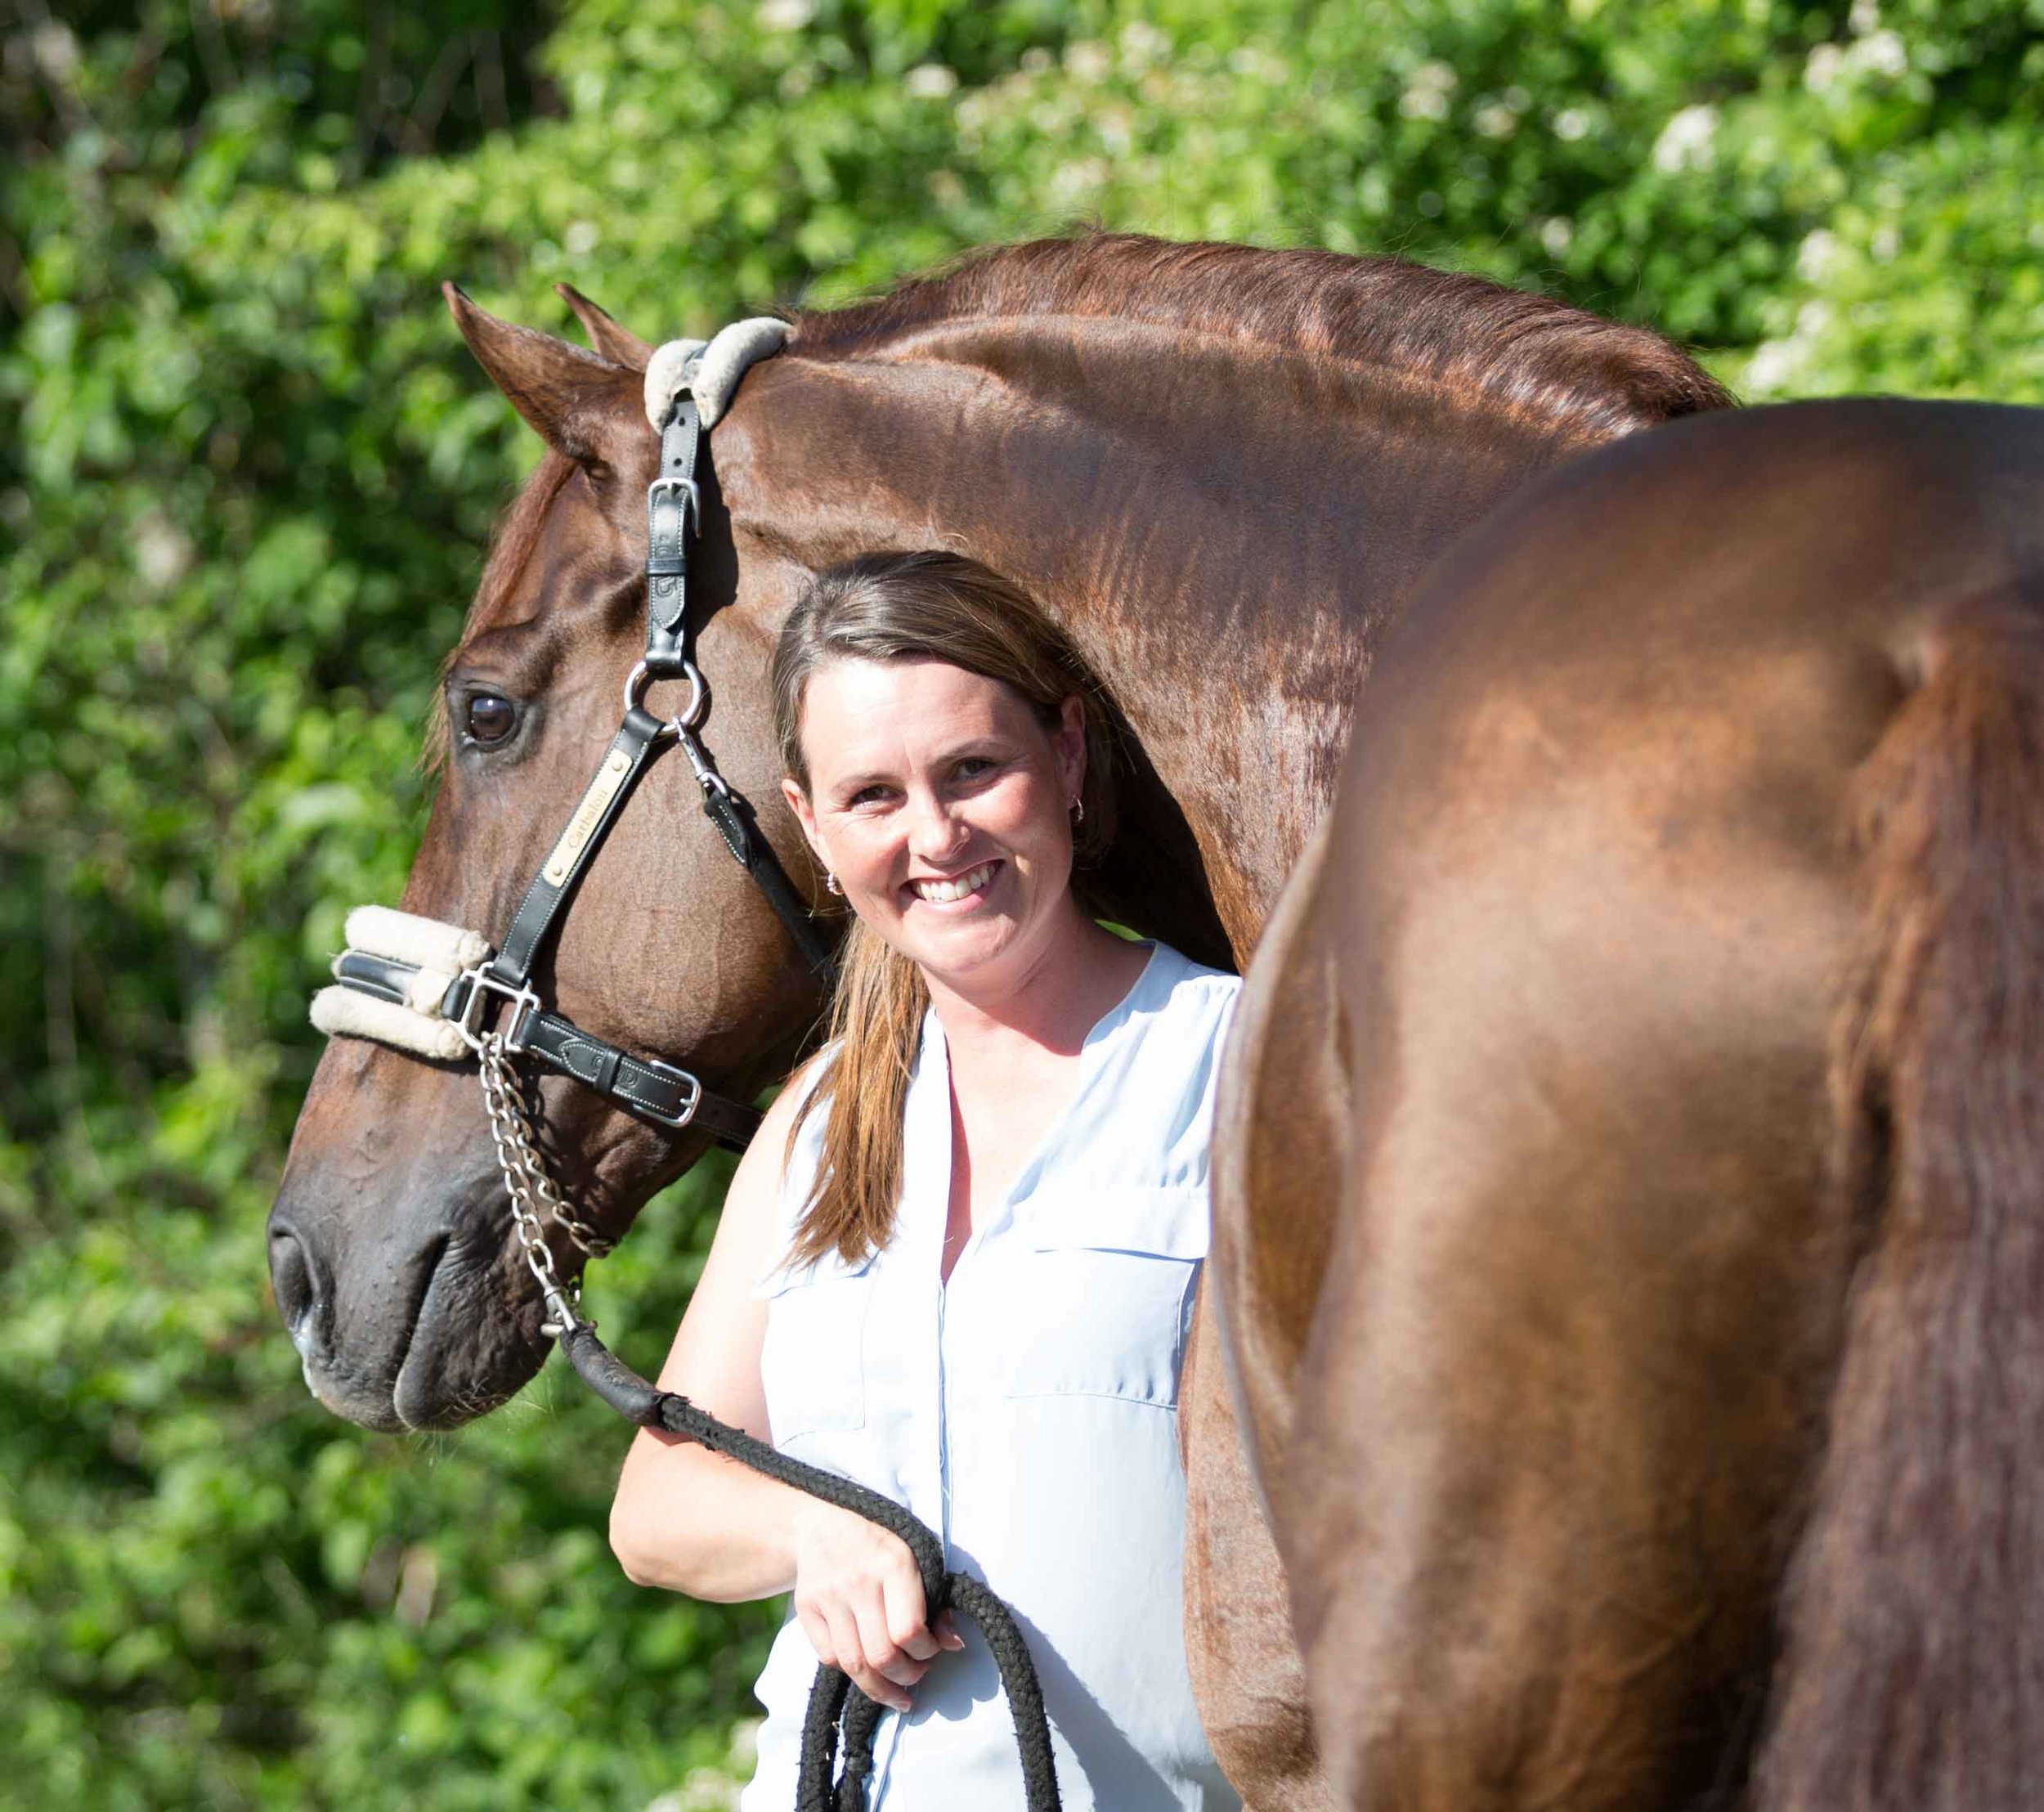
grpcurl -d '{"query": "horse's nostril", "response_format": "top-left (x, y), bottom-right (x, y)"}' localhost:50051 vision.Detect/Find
top-left (268, 1224), bottom-right (322, 1343)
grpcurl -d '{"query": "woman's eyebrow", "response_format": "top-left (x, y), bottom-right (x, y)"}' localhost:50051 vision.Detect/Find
top-left (831, 769), bottom-right (895, 796)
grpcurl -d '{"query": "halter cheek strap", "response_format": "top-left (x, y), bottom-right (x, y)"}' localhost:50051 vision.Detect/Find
top-left (308, 316), bottom-right (831, 1151)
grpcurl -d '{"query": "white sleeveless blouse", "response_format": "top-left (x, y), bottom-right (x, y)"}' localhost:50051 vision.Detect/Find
top-left (738, 940), bottom-right (1243, 1812)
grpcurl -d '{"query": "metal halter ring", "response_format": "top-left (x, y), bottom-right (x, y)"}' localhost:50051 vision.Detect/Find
top-left (623, 658), bottom-right (709, 736)
top-left (455, 964), bottom-right (542, 1055)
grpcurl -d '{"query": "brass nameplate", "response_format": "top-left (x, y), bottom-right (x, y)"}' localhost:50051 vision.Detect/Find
top-left (543, 747), bottom-right (634, 886)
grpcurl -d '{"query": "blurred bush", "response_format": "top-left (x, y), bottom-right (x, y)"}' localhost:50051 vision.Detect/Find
top-left (4, 1), bottom-right (2039, 1804)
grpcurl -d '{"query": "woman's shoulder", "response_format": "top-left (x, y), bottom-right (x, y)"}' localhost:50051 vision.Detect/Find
top-left (737, 1045), bottom-right (839, 1202)
top-left (1108, 940), bottom-right (1242, 1100)
top-left (1136, 940), bottom-right (1244, 1030)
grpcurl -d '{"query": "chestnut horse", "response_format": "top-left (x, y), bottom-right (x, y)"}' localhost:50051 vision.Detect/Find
top-left (267, 234), bottom-right (1725, 1805)
top-left (1219, 398), bottom-right (2044, 1811)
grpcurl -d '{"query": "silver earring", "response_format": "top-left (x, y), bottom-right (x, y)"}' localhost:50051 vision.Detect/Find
top-left (825, 872), bottom-right (843, 895)
top-left (1070, 797), bottom-right (1086, 826)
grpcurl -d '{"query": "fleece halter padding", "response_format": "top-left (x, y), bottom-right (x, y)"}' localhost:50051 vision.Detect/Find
top-left (641, 317), bottom-right (790, 431)
top-left (309, 906), bottom-right (490, 1063)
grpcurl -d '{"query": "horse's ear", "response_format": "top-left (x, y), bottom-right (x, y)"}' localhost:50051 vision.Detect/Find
top-left (443, 282), bottom-right (643, 469)
top-left (556, 283), bottom-right (653, 370)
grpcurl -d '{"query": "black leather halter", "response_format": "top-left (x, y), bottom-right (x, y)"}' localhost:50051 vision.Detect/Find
top-left (328, 397), bottom-right (835, 1152)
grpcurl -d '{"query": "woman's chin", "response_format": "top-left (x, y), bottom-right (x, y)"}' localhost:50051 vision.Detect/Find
top-left (898, 908), bottom-right (1029, 982)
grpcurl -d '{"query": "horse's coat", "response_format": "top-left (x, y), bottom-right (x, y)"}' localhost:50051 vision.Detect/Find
top-left (1220, 400), bottom-right (2044, 1811)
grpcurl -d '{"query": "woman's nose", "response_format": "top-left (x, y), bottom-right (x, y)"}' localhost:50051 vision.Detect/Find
top-left (906, 791), bottom-right (970, 862)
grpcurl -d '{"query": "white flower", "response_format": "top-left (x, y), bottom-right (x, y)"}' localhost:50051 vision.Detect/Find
top-left (1795, 227), bottom-right (1837, 282)
top-left (1553, 105), bottom-right (1590, 141)
top-left (1855, 28), bottom-right (1907, 78)
top-left (903, 63), bottom-right (957, 100)
top-left (1065, 40), bottom-right (1112, 83)
top-left (135, 513), bottom-right (194, 593)
top-left (1119, 20), bottom-right (1170, 70)
top-left (1746, 343), bottom-right (1793, 394)
top-left (1400, 60), bottom-right (1458, 122)
top-left (1652, 103), bottom-right (1718, 173)
top-left (32, 20), bottom-right (78, 78)
top-left (1540, 216), bottom-right (1574, 257)
top-left (755, 0), bottom-right (814, 32)
top-left (1804, 43), bottom-right (1845, 92)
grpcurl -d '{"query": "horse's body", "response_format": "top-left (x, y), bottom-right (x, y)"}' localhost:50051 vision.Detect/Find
top-left (268, 235), bottom-right (1725, 1805)
top-left (1219, 398), bottom-right (2044, 1810)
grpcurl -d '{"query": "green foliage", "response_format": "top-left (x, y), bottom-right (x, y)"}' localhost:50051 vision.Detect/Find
top-left (4, 0), bottom-right (2038, 1804)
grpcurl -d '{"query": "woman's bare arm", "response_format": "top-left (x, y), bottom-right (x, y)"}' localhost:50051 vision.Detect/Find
top-left (607, 1075), bottom-right (959, 1711)
top-left (609, 1077), bottom-right (810, 1602)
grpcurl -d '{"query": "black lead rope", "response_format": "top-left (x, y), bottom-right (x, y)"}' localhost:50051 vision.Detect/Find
top-left (557, 1315), bottom-right (1061, 1811)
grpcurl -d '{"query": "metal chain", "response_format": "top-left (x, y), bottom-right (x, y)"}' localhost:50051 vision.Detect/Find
top-left (475, 1033), bottom-right (614, 1328)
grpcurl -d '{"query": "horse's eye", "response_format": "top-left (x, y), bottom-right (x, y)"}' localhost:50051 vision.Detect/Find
top-left (464, 693), bottom-right (518, 747)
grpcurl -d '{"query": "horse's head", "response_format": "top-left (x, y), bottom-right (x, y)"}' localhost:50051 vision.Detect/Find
top-left (268, 289), bottom-right (825, 1432)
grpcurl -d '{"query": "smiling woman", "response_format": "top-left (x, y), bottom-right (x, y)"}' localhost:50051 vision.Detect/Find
top-left (768, 552), bottom-right (1123, 1272)
top-left (607, 552), bottom-right (1244, 1810)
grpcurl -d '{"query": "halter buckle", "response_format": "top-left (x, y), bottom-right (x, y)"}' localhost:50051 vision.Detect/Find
top-left (646, 474), bottom-right (700, 530)
top-left (632, 1056), bottom-right (704, 1129)
top-left (455, 966), bottom-right (542, 1056)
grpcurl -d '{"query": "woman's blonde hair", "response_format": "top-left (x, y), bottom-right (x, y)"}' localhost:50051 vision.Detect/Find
top-left (771, 550), bottom-right (1117, 1266)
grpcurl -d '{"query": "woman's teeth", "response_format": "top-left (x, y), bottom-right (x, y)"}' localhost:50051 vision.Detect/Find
top-left (911, 862), bottom-right (995, 904)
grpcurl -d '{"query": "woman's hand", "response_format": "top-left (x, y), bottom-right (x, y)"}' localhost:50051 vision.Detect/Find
top-left (790, 1498), bottom-right (966, 1712)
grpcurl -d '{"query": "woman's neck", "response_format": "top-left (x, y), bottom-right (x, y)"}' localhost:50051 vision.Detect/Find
top-left (923, 906), bottom-right (1151, 1065)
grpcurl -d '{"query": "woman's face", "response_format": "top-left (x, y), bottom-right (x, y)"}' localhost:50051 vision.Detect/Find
top-left (782, 657), bottom-right (1087, 992)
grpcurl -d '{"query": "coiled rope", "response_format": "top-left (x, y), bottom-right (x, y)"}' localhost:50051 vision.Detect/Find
top-left (556, 1313), bottom-right (1061, 1811)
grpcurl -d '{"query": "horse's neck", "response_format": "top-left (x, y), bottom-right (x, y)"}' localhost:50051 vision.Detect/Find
top-left (725, 324), bottom-right (1601, 952)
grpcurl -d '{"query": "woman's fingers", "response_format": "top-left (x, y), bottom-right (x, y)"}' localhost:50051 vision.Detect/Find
top-left (826, 1599), bottom-right (914, 1711)
top-left (881, 1564), bottom-right (940, 1665)
top-left (789, 1501), bottom-right (950, 1712)
top-left (800, 1581), bottom-right (917, 1712)
top-left (854, 1581), bottom-right (933, 1696)
top-left (796, 1595), bottom-right (838, 1671)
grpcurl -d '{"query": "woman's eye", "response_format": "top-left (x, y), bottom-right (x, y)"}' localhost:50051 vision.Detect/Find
top-left (463, 693), bottom-right (519, 747)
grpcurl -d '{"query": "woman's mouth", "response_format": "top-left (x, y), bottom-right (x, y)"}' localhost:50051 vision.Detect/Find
top-left (908, 860), bottom-right (999, 905)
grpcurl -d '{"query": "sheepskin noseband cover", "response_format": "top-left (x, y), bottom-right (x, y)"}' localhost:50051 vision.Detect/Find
top-left (308, 905), bottom-right (493, 1063)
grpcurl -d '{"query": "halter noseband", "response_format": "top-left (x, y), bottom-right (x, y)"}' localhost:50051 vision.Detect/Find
top-left (310, 321), bottom-right (833, 1158)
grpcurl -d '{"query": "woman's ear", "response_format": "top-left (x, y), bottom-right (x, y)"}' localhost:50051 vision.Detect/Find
top-left (782, 777), bottom-right (826, 863)
top-left (1055, 696), bottom-right (1088, 800)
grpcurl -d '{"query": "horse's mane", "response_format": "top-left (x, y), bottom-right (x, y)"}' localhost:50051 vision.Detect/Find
top-left (791, 232), bottom-right (1730, 439)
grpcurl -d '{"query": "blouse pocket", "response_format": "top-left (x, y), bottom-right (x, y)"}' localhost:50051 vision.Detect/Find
top-left (755, 1249), bottom-right (876, 1442)
top-left (1002, 1185), bottom-right (1209, 1409)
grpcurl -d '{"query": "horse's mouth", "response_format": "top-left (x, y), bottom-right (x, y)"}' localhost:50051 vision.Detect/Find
top-left (388, 1231), bottom-right (546, 1432)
